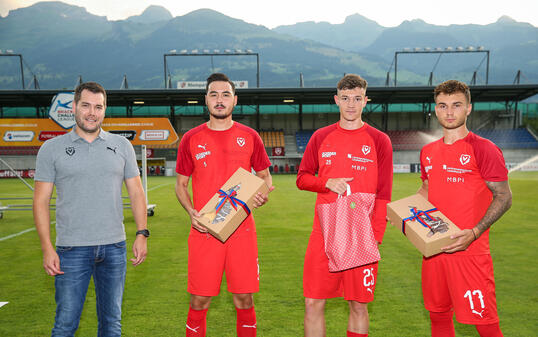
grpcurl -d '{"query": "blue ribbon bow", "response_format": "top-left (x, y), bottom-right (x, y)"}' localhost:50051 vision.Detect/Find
top-left (215, 189), bottom-right (251, 216)
top-left (401, 207), bottom-right (438, 234)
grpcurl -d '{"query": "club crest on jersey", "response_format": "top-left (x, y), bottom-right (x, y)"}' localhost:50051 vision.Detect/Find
top-left (460, 154), bottom-right (471, 165)
top-left (362, 145), bottom-right (371, 155)
top-left (237, 137), bottom-right (245, 147)
top-left (65, 147), bottom-right (75, 156)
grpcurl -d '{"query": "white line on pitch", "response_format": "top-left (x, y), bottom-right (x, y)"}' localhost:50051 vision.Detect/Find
top-left (0, 221), bottom-right (55, 242)
top-left (0, 302), bottom-right (8, 308)
top-left (147, 183), bottom-right (173, 192)
top-left (0, 227), bottom-right (35, 242)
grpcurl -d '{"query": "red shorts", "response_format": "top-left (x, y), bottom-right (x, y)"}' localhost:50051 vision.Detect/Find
top-left (422, 253), bottom-right (499, 324)
top-left (188, 230), bottom-right (259, 296)
top-left (303, 230), bottom-right (378, 302)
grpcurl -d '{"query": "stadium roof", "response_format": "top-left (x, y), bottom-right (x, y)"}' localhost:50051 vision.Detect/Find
top-left (0, 84), bottom-right (537, 108)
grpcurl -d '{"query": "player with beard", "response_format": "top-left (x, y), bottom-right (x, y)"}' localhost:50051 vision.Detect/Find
top-left (34, 81), bottom-right (148, 336)
top-left (418, 80), bottom-right (512, 337)
top-left (175, 73), bottom-right (274, 337)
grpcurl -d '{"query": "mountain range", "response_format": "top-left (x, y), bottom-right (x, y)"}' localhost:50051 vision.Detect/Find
top-left (0, 1), bottom-right (536, 90)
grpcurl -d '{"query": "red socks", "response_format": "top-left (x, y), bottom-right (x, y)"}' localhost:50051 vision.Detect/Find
top-left (430, 311), bottom-right (455, 337)
top-left (236, 306), bottom-right (257, 337)
top-left (347, 332), bottom-right (368, 337)
top-left (475, 322), bottom-right (503, 337)
top-left (187, 306), bottom-right (257, 336)
top-left (186, 307), bottom-right (208, 337)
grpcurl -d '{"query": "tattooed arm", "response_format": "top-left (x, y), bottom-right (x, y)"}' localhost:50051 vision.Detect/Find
top-left (442, 180), bottom-right (512, 253)
top-left (473, 180), bottom-right (512, 238)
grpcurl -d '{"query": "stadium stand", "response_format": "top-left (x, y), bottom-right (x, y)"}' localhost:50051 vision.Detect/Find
top-left (386, 130), bottom-right (440, 151)
top-left (473, 128), bottom-right (538, 149)
top-left (295, 130), bottom-right (314, 152)
top-left (260, 130), bottom-right (285, 148)
top-left (266, 128), bottom-right (538, 154)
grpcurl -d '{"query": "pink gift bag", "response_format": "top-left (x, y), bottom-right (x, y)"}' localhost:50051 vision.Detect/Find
top-left (317, 185), bottom-right (380, 272)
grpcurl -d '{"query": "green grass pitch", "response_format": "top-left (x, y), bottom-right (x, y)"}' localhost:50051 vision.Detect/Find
top-left (0, 172), bottom-right (536, 336)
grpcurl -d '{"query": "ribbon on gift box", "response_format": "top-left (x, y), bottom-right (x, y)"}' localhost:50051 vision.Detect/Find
top-left (215, 189), bottom-right (251, 215)
top-left (401, 207), bottom-right (438, 234)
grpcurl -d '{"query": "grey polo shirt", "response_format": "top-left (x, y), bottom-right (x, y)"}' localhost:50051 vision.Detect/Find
top-left (35, 128), bottom-right (140, 246)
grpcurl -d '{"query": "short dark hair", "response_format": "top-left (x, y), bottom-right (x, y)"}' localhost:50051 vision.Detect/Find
top-left (206, 73), bottom-right (235, 93)
top-left (434, 80), bottom-right (471, 103)
top-left (74, 81), bottom-right (107, 105)
top-left (337, 74), bottom-right (368, 92)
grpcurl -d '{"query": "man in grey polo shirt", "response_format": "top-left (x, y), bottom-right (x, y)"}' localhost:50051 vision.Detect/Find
top-left (33, 81), bottom-right (148, 337)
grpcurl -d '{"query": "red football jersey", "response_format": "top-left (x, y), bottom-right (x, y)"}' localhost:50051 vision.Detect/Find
top-left (297, 122), bottom-right (393, 242)
top-left (420, 132), bottom-right (508, 255)
top-left (176, 122), bottom-right (271, 234)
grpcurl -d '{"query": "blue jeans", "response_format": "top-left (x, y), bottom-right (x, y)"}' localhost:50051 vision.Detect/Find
top-left (51, 241), bottom-right (127, 337)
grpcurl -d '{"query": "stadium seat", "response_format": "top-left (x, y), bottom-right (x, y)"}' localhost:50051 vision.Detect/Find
top-left (473, 128), bottom-right (538, 149)
top-left (295, 130), bottom-right (314, 153)
top-left (260, 130), bottom-right (285, 149)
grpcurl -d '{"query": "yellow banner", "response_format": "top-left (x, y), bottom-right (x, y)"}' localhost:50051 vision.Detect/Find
top-left (0, 118), bottom-right (178, 146)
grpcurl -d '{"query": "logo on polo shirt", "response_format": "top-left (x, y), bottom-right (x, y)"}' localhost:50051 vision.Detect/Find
top-left (65, 147), bottom-right (75, 156)
top-left (460, 154), bottom-right (471, 165)
top-left (237, 137), bottom-right (245, 147)
top-left (362, 145), bottom-right (371, 155)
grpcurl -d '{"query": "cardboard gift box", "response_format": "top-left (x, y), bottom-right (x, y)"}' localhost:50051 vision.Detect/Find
top-left (387, 194), bottom-right (459, 257)
top-left (196, 167), bottom-right (269, 242)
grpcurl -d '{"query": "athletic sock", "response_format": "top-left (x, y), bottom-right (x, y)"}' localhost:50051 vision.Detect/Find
top-left (429, 311), bottom-right (455, 337)
top-left (236, 306), bottom-right (257, 337)
top-left (186, 307), bottom-right (208, 337)
top-left (475, 322), bottom-right (504, 337)
top-left (347, 332), bottom-right (367, 337)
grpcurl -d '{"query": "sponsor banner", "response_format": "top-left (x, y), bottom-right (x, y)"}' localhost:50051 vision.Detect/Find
top-left (393, 164), bottom-right (411, 173)
top-left (0, 118), bottom-right (178, 146)
top-left (39, 131), bottom-right (68, 141)
top-left (48, 92), bottom-right (75, 129)
top-left (0, 169), bottom-right (35, 178)
top-left (140, 130), bottom-right (170, 141)
top-left (178, 80), bottom-right (248, 89)
top-left (108, 130), bottom-right (136, 141)
top-left (3, 131), bottom-right (34, 142)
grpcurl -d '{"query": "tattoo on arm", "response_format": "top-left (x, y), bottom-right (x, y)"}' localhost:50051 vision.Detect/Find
top-left (475, 180), bottom-right (512, 237)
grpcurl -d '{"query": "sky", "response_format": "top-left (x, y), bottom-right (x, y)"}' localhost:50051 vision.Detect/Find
top-left (1, 0), bottom-right (537, 28)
